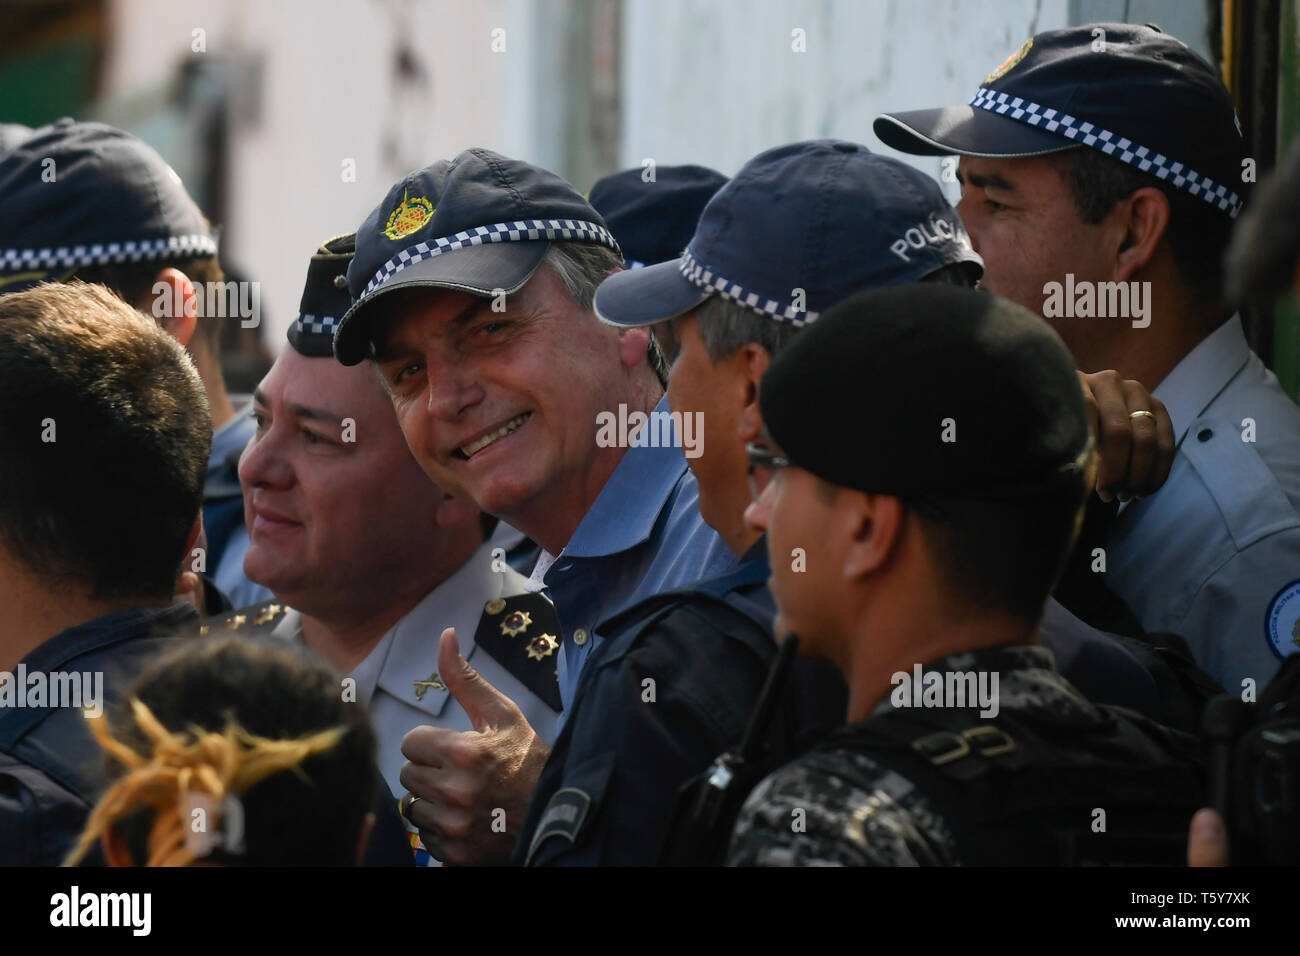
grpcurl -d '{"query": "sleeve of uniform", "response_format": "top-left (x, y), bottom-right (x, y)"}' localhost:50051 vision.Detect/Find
top-left (521, 606), bottom-right (769, 866)
top-left (1171, 525), bottom-right (1300, 692)
top-left (726, 760), bottom-right (955, 867)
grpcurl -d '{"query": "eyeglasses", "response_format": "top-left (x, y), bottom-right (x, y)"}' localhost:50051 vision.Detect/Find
top-left (746, 442), bottom-right (790, 503)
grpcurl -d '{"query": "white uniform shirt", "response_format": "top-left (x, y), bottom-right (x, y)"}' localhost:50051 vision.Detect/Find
top-left (272, 541), bottom-right (561, 799)
top-left (1107, 316), bottom-right (1300, 692)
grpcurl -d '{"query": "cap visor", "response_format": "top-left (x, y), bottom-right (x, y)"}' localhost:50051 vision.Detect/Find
top-left (594, 259), bottom-right (710, 328)
top-left (334, 240), bottom-right (549, 365)
top-left (874, 106), bottom-right (1078, 158)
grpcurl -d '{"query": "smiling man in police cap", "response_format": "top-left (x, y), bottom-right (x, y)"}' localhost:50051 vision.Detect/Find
top-left (215, 237), bottom-right (563, 867)
top-left (331, 149), bottom-right (735, 864)
top-left (875, 23), bottom-right (1300, 692)
top-left (727, 284), bottom-right (1202, 866)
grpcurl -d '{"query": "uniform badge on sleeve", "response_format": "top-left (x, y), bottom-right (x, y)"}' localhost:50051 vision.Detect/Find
top-left (1265, 579), bottom-right (1300, 660)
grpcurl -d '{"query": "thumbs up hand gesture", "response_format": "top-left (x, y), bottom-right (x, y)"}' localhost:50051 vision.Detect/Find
top-left (399, 627), bottom-right (551, 865)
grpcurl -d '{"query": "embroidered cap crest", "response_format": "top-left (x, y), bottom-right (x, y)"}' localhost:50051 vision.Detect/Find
top-left (384, 191), bottom-right (435, 240)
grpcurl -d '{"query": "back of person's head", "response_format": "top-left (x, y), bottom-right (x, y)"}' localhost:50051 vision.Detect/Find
top-left (65, 636), bottom-right (377, 867)
top-left (0, 281), bottom-right (211, 603)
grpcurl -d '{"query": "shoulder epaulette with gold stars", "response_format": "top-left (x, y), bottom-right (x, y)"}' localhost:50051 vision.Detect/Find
top-left (473, 592), bottom-right (563, 712)
top-left (198, 601), bottom-right (289, 637)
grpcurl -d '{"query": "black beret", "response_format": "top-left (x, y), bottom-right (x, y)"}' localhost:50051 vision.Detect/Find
top-left (287, 233), bottom-right (355, 358)
top-left (760, 284), bottom-right (1093, 499)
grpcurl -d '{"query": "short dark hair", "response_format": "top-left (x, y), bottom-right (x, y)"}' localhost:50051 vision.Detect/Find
top-left (76, 636), bottom-right (377, 867)
top-left (72, 255), bottom-right (228, 355)
top-left (1049, 147), bottom-right (1234, 313)
top-left (695, 259), bottom-right (979, 363)
top-left (0, 281), bottom-right (211, 602)
top-left (907, 470), bottom-right (1092, 622)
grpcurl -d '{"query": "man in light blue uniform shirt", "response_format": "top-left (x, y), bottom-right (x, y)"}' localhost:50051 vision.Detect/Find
top-left (331, 148), bottom-right (734, 864)
top-left (876, 23), bottom-right (1300, 691)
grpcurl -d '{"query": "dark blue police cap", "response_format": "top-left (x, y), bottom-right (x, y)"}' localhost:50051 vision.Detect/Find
top-left (588, 164), bottom-right (728, 268)
top-left (874, 23), bottom-right (1247, 218)
top-left (288, 233), bottom-right (355, 358)
top-left (594, 139), bottom-right (981, 329)
top-left (334, 147), bottom-right (619, 366)
top-left (0, 118), bottom-right (216, 294)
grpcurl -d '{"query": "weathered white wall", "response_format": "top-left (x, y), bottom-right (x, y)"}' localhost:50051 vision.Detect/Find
top-left (619, 0), bottom-right (1070, 198)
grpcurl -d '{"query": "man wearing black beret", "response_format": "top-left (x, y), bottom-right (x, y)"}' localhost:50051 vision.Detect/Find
top-left (728, 284), bottom-right (1202, 866)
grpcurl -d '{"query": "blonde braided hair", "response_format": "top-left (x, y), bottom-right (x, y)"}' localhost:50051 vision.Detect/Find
top-left (64, 697), bottom-right (347, 867)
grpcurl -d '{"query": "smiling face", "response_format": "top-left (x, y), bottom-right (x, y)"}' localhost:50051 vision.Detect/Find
top-left (371, 264), bottom-right (652, 551)
top-left (238, 349), bottom-right (449, 615)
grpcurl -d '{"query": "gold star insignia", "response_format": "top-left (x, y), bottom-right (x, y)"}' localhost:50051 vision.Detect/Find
top-left (413, 672), bottom-right (447, 700)
top-left (526, 633), bottom-right (558, 661)
top-left (501, 610), bottom-right (532, 637)
top-left (485, 598), bottom-right (507, 615)
top-left (253, 604), bottom-right (284, 626)
top-left (223, 614), bottom-right (246, 630)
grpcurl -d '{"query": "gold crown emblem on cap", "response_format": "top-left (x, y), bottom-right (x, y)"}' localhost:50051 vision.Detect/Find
top-left (384, 191), bottom-right (435, 240)
top-left (985, 37), bottom-right (1033, 84)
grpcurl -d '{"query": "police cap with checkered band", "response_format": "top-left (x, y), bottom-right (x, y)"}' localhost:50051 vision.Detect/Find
top-left (0, 119), bottom-right (217, 294)
top-left (592, 140), bottom-right (982, 330)
top-left (288, 233), bottom-right (355, 357)
top-left (333, 147), bottom-right (620, 366)
top-left (873, 23), bottom-right (1248, 218)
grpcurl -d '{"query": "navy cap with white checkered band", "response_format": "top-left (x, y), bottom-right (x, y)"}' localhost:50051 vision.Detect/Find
top-left (588, 164), bottom-right (728, 269)
top-left (873, 23), bottom-right (1248, 218)
top-left (333, 147), bottom-right (619, 366)
top-left (288, 233), bottom-right (355, 358)
top-left (593, 139), bottom-right (982, 330)
top-left (0, 118), bottom-right (217, 294)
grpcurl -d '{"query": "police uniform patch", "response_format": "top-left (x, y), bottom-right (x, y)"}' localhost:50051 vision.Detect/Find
top-left (1265, 579), bottom-right (1300, 660)
top-left (985, 37), bottom-right (1032, 84)
top-left (526, 787), bottom-right (592, 865)
top-left (384, 191), bottom-right (434, 240)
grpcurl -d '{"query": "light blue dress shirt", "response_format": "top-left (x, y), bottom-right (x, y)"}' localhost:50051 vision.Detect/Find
top-left (206, 399), bottom-right (272, 609)
top-left (1108, 316), bottom-right (1300, 692)
top-left (534, 396), bottom-right (738, 721)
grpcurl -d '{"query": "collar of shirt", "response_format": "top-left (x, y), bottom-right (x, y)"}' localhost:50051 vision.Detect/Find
top-left (866, 644), bottom-right (1059, 719)
top-left (367, 540), bottom-right (516, 718)
top-left (1153, 315), bottom-right (1252, 446)
top-left (1, 603), bottom-right (198, 746)
top-left (552, 394), bottom-right (688, 562)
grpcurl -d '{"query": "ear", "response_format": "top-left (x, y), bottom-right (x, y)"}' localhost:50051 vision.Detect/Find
top-left (616, 326), bottom-right (652, 369)
top-left (1111, 187), bottom-right (1170, 284)
top-left (736, 343), bottom-right (773, 444)
top-left (355, 813), bottom-right (376, 867)
top-left (841, 492), bottom-right (905, 583)
top-left (102, 827), bottom-right (136, 867)
top-left (435, 492), bottom-right (480, 530)
top-left (141, 267), bottom-right (199, 348)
